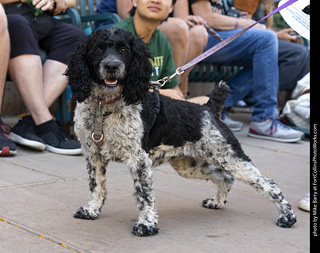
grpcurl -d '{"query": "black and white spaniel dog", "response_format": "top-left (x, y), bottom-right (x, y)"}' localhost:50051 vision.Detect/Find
top-left (65, 28), bottom-right (296, 236)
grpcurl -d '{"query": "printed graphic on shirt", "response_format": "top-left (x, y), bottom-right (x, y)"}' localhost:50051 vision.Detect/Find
top-left (150, 56), bottom-right (164, 78)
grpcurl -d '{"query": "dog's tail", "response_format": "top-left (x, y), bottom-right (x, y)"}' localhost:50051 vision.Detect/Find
top-left (205, 81), bottom-right (230, 116)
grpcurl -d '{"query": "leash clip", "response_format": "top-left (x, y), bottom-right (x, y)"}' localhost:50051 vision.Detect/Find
top-left (150, 67), bottom-right (184, 88)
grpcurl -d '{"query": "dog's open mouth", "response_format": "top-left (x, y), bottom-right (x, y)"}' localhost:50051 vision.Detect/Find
top-left (104, 78), bottom-right (118, 87)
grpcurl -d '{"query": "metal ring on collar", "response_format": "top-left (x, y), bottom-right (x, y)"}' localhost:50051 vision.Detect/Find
top-left (91, 132), bottom-right (104, 143)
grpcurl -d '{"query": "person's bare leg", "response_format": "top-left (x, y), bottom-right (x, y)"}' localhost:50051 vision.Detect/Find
top-left (0, 5), bottom-right (9, 113)
top-left (158, 19), bottom-right (208, 98)
top-left (158, 18), bottom-right (189, 74)
top-left (0, 4), bottom-right (17, 156)
top-left (8, 55), bottom-right (52, 125)
top-left (179, 25), bottom-right (208, 95)
top-left (42, 59), bottom-right (68, 108)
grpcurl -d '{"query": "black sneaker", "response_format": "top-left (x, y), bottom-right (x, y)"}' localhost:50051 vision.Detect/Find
top-left (0, 122), bottom-right (17, 156)
top-left (9, 116), bottom-right (46, 151)
top-left (37, 120), bottom-right (82, 155)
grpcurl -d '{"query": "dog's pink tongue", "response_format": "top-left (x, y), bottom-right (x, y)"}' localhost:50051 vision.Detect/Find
top-left (104, 79), bottom-right (118, 85)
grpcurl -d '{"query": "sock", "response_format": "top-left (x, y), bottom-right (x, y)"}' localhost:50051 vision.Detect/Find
top-left (36, 119), bottom-right (57, 135)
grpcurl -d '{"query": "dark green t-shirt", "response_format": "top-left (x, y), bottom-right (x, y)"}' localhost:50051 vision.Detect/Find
top-left (113, 17), bottom-right (179, 89)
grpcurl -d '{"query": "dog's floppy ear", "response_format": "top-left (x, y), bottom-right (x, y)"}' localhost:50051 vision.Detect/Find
top-left (65, 35), bottom-right (92, 103)
top-left (122, 34), bottom-right (153, 105)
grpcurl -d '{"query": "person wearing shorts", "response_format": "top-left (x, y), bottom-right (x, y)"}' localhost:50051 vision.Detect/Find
top-left (2, 0), bottom-right (85, 155)
top-left (0, 3), bottom-right (17, 156)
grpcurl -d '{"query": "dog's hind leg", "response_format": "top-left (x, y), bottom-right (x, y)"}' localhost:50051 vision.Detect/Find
top-left (127, 153), bottom-right (159, 236)
top-left (206, 154), bottom-right (297, 228)
top-left (170, 157), bottom-right (234, 209)
top-left (74, 157), bottom-right (107, 220)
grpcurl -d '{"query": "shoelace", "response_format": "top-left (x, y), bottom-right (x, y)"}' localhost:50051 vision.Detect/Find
top-left (269, 118), bottom-right (290, 135)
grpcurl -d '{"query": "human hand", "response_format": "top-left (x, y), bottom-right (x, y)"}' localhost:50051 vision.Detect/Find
top-left (276, 28), bottom-right (300, 42)
top-left (184, 15), bottom-right (206, 28)
top-left (31, 0), bottom-right (55, 12)
top-left (53, 0), bottom-right (68, 15)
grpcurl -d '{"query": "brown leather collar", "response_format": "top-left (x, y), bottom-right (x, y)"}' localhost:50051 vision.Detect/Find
top-left (89, 93), bottom-right (122, 148)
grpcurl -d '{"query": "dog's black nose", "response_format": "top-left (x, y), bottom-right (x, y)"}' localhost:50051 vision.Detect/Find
top-left (105, 62), bottom-right (120, 74)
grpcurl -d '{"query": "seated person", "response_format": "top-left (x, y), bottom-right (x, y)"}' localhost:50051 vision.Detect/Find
top-left (112, 0), bottom-right (208, 104)
top-left (251, 0), bottom-right (310, 108)
top-left (188, 0), bottom-right (303, 142)
top-left (3, 0), bottom-right (86, 155)
top-left (0, 3), bottom-right (16, 156)
top-left (96, 0), bottom-right (208, 98)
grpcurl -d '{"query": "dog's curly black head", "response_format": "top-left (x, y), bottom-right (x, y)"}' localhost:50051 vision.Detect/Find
top-left (65, 27), bottom-right (153, 105)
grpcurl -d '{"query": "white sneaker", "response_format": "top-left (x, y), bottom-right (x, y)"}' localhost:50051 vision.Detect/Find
top-left (248, 117), bottom-right (304, 143)
top-left (298, 193), bottom-right (310, 212)
top-left (221, 111), bottom-right (243, 132)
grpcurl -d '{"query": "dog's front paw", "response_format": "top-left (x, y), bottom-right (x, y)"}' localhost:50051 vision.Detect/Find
top-left (73, 206), bottom-right (99, 220)
top-left (276, 213), bottom-right (297, 228)
top-left (202, 197), bottom-right (226, 209)
top-left (132, 223), bottom-right (159, 236)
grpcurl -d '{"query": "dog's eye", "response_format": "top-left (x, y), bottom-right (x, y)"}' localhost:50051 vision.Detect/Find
top-left (94, 48), bottom-right (102, 55)
top-left (119, 48), bottom-right (127, 54)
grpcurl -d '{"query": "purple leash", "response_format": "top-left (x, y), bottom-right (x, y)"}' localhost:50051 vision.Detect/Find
top-left (153, 0), bottom-right (298, 87)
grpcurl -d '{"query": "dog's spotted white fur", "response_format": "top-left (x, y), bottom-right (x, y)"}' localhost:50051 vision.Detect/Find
top-left (74, 100), bottom-right (296, 235)
top-left (67, 28), bottom-right (296, 236)
top-left (74, 99), bottom-right (159, 234)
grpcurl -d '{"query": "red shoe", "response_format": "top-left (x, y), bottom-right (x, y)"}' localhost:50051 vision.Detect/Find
top-left (0, 122), bottom-right (17, 156)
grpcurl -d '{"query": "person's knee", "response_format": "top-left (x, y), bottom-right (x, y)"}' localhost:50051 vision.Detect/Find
top-left (298, 45), bottom-right (310, 63)
top-left (263, 29), bottom-right (278, 45)
top-left (189, 25), bottom-right (208, 49)
top-left (253, 29), bottom-right (278, 51)
top-left (163, 18), bottom-right (189, 45)
top-left (172, 18), bottom-right (189, 38)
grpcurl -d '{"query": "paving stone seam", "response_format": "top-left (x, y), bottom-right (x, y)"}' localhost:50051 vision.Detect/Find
top-left (0, 216), bottom-right (89, 253)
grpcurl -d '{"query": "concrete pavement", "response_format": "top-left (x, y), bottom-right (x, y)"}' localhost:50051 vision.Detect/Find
top-left (0, 113), bottom-right (310, 253)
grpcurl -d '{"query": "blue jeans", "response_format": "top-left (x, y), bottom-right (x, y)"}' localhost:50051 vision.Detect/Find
top-left (95, 20), bottom-right (114, 31)
top-left (203, 29), bottom-right (279, 122)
